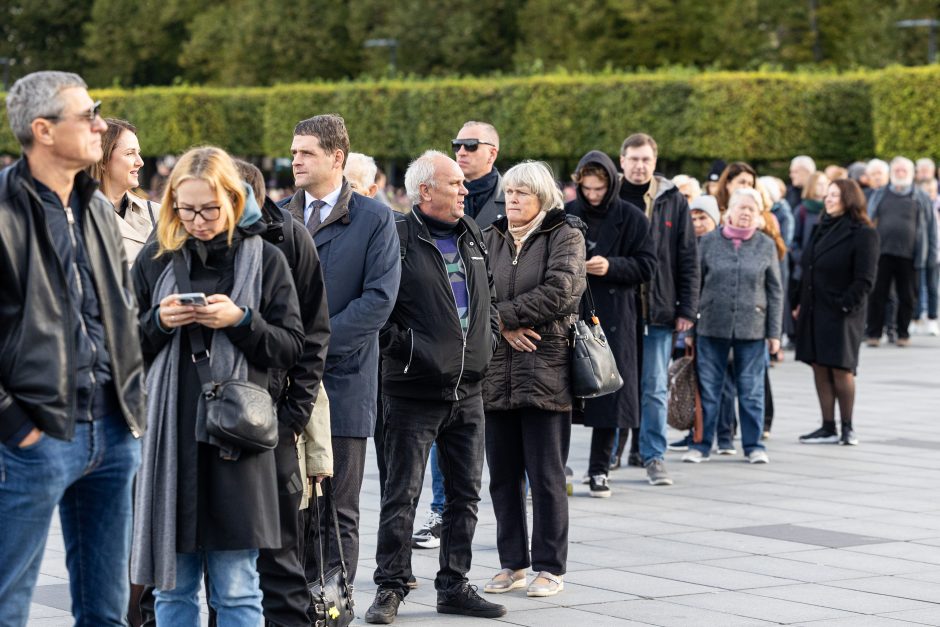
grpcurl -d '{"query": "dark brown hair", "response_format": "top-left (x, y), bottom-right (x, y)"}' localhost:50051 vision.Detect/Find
top-left (831, 179), bottom-right (872, 226)
top-left (716, 161), bottom-right (757, 212)
top-left (87, 118), bottom-right (137, 185)
top-left (572, 163), bottom-right (610, 185)
top-left (233, 158), bottom-right (266, 202)
top-left (293, 113), bottom-right (350, 167)
top-left (620, 133), bottom-right (658, 157)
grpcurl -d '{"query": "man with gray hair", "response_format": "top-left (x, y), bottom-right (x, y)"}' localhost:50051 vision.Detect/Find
top-left (365, 151), bottom-right (503, 624)
top-left (786, 155), bottom-right (816, 209)
top-left (916, 157), bottom-right (936, 183)
top-left (453, 120), bottom-right (504, 226)
top-left (344, 151), bottom-right (379, 198)
top-left (865, 159), bottom-right (890, 199)
top-left (866, 157), bottom-right (938, 347)
top-left (0, 71), bottom-right (145, 625)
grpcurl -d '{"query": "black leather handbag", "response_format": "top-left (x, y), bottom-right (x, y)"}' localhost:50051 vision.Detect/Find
top-left (173, 254), bottom-right (278, 454)
top-left (306, 478), bottom-right (355, 627)
top-left (570, 283), bottom-right (624, 399)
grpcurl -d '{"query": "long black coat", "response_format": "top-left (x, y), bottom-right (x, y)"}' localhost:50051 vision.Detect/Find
top-left (132, 225), bottom-right (305, 551)
top-left (793, 215), bottom-right (879, 372)
top-left (566, 151), bottom-right (657, 428)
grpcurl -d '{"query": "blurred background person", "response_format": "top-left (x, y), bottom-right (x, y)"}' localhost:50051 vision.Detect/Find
top-left (787, 156), bottom-right (816, 209)
top-left (714, 162), bottom-right (757, 215)
top-left (345, 152), bottom-right (380, 198)
top-left (672, 174), bottom-right (701, 205)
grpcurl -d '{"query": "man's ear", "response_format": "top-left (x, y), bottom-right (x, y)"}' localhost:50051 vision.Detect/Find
top-left (334, 150), bottom-right (345, 170)
top-left (367, 183), bottom-right (379, 198)
top-left (30, 118), bottom-right (56, 148)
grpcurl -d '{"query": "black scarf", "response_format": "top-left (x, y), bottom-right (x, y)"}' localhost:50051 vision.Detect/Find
top-left (464, 168), bottom-right (499, 219)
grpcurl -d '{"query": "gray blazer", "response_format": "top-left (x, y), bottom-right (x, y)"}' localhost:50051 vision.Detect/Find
top-left (697, 230), bottom-right (783, 341)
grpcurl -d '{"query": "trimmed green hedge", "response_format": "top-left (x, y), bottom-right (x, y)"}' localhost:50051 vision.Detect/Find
top-left (0, 68), bottom-right (936, 162)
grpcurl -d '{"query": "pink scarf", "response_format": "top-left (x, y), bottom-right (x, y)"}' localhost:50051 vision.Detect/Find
top-left (721, 224), bottom-right (757, 251)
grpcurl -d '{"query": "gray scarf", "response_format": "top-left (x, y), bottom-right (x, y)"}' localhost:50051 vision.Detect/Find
top-left (131, 235), bottom-right (263, 589)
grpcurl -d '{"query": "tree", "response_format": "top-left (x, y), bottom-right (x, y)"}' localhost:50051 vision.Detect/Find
top-left (0, 1), bottom-right (92, 81)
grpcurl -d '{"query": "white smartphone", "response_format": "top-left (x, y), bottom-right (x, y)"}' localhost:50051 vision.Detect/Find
top-left (177, 292), bottom-right (208, 307)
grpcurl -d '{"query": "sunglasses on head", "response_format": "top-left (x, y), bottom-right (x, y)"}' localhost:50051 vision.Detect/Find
top-left (451, 138), bottom-right (496, 153)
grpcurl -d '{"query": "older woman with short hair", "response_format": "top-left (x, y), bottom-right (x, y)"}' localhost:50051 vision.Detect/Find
top-left (684, 188), bottom-right (783, 464)
top-left (482, 161), bottom-right (586, 598)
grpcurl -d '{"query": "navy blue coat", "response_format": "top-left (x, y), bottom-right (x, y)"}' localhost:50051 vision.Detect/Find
top-left (282, 180), bottom-right (401, 437)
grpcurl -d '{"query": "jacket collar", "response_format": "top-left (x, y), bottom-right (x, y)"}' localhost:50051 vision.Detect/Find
top-left (8, 157), bottom-right (102, 216)
top-left (287, 178), bottom-right (354, 235)
top-left (812, 215), bottom-right (857, 259)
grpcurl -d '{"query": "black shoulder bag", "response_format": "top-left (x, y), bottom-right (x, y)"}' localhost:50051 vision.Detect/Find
top-left (570, 282), bottom-right (623, 398)
top-left (305, 478), bottom-right (355, 627)
top-left (172, 253), bottom-right (278, 455)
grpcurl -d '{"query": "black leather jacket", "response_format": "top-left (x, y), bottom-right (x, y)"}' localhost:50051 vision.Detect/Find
top-left (0, 159), bottom-right (146, 442)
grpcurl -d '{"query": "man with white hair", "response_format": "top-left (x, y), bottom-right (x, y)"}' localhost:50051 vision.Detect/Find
top-left (866, 157), bottom-right (938, 347)
top-left (344, 151), bottom-right (380, 198)
top-left (366, 151), bottom-right (503, 624)
top-left (865, 159), bottom-right (890, 199)
top-left (786, 155), bottom-right (816, 208)
top-left (916, 157), bottom-right (936, 183)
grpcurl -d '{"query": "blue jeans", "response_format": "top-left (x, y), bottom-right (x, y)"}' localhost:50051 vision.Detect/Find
top-left (0, 412), bottom-right (140, 627)
top-left (639, 325), bottom-right (674, 464)
top-left (917, 265), bottom-right (939, 319)
top-left (430, 441), bottom-right (445, 513)
top-left (717, 362), bottom-right (737, 450)
top-left (155, 550), bottom-right (262, 626)
top-left (695, 336), bottom-right (767, 457)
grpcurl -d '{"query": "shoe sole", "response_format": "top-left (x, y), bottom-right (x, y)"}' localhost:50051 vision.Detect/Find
top-left (365, 612), bottom-right (397, 624)
top-left (667, 445), bottom-right (689, 452)
top-left (413, 539), bottom-right (441, 549)
top-left (682, 456), bottom-right (709, 463)
top-left (716, 450), bottom-right (736, 455)
top-left (648, 478), bottom-right (674, 486)
top-left (483, 577), bottom-right (527, 594)
top-left (527, 583), bottom-right (564, 597)
top-left (840, 440), bottom-right (860, 446)
top-left (437, 606), bottom-right (507, 618)
top-left (799, 437), bottom-right (839, 444)
top-left (589, 490), bottom-right (612, 498)
top-left (748, 457), bottom-right (769, 464)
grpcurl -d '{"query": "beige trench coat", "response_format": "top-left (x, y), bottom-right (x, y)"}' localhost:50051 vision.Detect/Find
top-left (298, 383), bottom-right (333, 509)
top-left (115, 192), bottom-right (157, 266)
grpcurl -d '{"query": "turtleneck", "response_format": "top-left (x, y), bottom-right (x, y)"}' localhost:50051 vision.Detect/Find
top-left (620, 178), bottom-right (650, 211)
top-left (415, 207), bottom-right (459, 238)
top-left (464, 168), bottom-right (499, 219)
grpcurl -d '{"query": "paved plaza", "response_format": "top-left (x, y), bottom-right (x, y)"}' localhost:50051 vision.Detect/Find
top-left (27, 336), bottom-right (940, 626)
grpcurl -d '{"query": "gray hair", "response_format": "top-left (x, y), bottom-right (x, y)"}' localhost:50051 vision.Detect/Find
top-left (5, 71), bottom-right (88, 150)
top-left (790, 155), bottom-right (816, 173)
top-left (344, 152), bottom-right (378, 194)
top-left (916, 157), bottom-right (935, 170)
top-left (460, 120), bottom-right (500, 149)
top-left (672, 174), bottom-right (701, 196)
top-left (404, 150), bottom-right (449, 204)
top-left (728, 187), bottom-right (764, 213)
top-left (866, 158), bottom-right (889, 176)
top-left (502, 160), bottom-right (564, 213)
top-left (890, 156), bottom-right (915, 187)
top-left (758, 176), bottom-right (783, 203)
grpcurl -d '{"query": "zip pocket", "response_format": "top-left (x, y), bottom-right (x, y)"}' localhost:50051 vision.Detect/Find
top-left (403, 328), bottom-right (415, 373)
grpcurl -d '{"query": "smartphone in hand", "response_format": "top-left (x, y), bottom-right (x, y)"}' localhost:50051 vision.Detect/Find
top-left (177, 292), bottom-right (208, 307)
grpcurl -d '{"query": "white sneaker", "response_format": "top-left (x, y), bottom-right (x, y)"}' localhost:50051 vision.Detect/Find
top-left (927, 320), bottom-right (940, 336)
top-left (747, 450), bottom-right (770, 464)
top-left (682, 449), bottom-right (709, 463)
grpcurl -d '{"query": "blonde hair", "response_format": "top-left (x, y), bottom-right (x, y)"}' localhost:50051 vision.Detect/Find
top-left (156, 146), bottom-right (246, 256)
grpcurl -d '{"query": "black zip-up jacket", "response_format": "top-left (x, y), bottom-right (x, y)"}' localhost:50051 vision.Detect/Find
top-left (259, 197), bottom-right (331, 434)
top-left (380, 208), bottom-right (499, 400)
top-left (0, 158), bottom-right (146, 443)
top-left (621, 175), bottom-right (700, 326)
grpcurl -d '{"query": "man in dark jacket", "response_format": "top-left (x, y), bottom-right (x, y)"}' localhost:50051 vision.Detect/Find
top-left (281, 114), bottom-right (401, 586)
top-left (0, 71), bottom-right (145, 626)
top-left (453, 120), bottom-right (505, 227)
top-left (365, 151), bottom-right (505, 624)
top-left (619, 133), bottom-right (699, 487)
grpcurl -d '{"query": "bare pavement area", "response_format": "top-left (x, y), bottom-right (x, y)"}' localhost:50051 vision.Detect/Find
top-left (28, 336), bottom-right (940, 626)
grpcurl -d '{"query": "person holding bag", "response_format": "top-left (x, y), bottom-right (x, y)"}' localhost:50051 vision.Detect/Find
top-left (130, 146), bottom-right (304, 624)
top-left (481, 161), bottom-right (586, 598)
top-left (565, 150), bottom-right (656, 497)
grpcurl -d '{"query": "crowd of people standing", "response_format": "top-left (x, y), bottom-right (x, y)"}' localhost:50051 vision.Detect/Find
top-left (1, 70), bottom-right (938, 627)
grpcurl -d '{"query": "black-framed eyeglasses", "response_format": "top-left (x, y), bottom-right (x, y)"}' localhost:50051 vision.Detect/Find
top-left (174, 205), bottom-right (222, 222)
top-left (40, 100), bottom-right (102, 125)
top-left (451, 138), bottom-right (496, 153)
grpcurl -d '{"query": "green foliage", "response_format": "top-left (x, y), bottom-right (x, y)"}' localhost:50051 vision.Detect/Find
top-left (871, 66), bottom-right (940, 158)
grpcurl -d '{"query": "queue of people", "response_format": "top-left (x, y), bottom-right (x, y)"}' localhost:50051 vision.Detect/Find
top-left (1, 69), bottom-right (937, 627)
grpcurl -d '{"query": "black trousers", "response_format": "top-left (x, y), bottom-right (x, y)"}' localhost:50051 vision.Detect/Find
top-left (302, 436), bottom-right (367, 585)
top-left (257, 424), bottom-right (309, 627)
top-left (588, 427), bottom-right (617, 476)
top-left (374, 394), bottom-right (485, 597)
top-left (485, 408), bottom-right (570, 575)
top-left (868, 254), bottom-right (917, 340)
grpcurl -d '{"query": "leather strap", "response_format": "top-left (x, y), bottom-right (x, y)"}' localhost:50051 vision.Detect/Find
top-left (171, 253), bottom-right (212, 387)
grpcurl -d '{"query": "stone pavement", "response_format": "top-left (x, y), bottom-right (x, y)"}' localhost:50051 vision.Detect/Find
top-left (27, 336), bottom-right (940, 626)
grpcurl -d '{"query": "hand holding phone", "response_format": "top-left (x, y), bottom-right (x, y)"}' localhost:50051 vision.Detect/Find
top-left (177, 292), bottom-right (208, 307)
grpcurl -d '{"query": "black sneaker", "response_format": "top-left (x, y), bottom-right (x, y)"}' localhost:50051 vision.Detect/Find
top-left (589, 474), bottom-right (612, 498)
top-left (799, 426), bottom-right (839, 444)
top-left (627, 452), bottom-right (644, 467)
top-left (840, 428), bottom-right (859, 446)
top-left (365, 589), bottom-right (403, 624)
top-left (437, 583), bottom-right (506, 618)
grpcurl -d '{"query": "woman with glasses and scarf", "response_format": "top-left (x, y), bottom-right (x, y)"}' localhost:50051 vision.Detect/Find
top-left (130, 146), bottom-right (304, 624)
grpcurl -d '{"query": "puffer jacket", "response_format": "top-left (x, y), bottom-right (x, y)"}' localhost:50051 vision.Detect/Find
top-left (482, 208), bottom-right (586, 412)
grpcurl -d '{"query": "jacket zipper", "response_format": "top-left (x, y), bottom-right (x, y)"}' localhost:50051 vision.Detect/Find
top-left (63, 204), bottom-right (98, 421)
top-left (403, 328), bottom-right (414, 373)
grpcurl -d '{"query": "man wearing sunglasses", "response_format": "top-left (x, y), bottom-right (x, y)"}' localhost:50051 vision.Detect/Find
top-left (0, 72), bottom-right (145, 625)
top-left (452, 121), bottom-right (504, 227)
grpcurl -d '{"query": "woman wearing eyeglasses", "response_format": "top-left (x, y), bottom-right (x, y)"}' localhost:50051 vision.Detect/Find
top-left (129, 146), bottom-right (304, 624)
top-left (87, 118), bottom-right (157, 266)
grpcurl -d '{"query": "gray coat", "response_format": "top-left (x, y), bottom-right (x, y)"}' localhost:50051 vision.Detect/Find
top-left (698, 230), bottom-right (783, 341)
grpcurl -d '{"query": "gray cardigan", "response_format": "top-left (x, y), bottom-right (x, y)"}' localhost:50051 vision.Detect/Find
top-left (697, 229), bottom-right (783, 341)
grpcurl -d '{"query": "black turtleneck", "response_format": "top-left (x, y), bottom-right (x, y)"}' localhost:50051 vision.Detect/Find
top-left (464, 168), bottom-right (499, 219)
top-left (416, 207), bottom-right (459, 238)
top-left (620, 178), bottom-right (650, 212)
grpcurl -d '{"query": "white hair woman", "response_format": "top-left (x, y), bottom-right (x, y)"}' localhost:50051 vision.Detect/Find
top-left (481, 161), bottom-right (586, 598)
top-left (684, 188), bottom-right (783, 464)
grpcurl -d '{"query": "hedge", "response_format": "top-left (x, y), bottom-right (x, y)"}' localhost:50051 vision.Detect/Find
top-left (0, 68), bottom-right (937, 162)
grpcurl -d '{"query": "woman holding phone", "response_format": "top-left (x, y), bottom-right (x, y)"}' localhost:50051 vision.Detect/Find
top-left (130, 146), bottom-right (304, 624)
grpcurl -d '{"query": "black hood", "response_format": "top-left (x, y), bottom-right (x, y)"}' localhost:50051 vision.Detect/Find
top-left (574, 150), bottom-right (621, 213)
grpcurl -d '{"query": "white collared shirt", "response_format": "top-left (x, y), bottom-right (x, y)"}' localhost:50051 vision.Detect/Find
top-left (303, 185), bottom-right (343, 226)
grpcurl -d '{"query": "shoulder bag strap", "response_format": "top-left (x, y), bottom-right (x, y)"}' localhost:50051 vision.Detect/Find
top-left (325, 477), bottom-right (350, 580)
top-left (171, 252), bottom-right (212, 387)
top-left (146, 200), bottom-right (157, 227)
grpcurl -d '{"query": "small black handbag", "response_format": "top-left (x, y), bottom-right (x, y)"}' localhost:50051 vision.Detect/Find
top-left (306, 478), bottom-right (356, 627)
top-left (570, 283), bottom-right (624, 398)
top-left (173, 254), bottom-right (278, 454)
